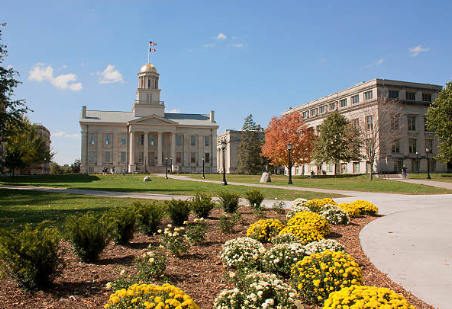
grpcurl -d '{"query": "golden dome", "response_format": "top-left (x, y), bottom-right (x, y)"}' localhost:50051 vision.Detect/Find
top-left (140, 63), bottom-right (157, 73)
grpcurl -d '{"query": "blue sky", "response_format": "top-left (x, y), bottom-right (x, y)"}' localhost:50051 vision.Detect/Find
top-left (2, 0), bottom-right (452, 164)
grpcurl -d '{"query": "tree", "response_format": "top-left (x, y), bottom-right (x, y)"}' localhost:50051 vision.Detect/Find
top-left (71, 159), bottom-right (81, 173)
top-left (237, 115), bottom-right (265, 174)
top-left (426, 81), bottom-right (452, 163)
top-left (3, 118), bottom-right (52, 176)
top-left (261, 111), bottom-right (315, 168)
top-left (0, 22), bottom-right (29, 172)
top-left (313, 112), bottom-right (361, 177)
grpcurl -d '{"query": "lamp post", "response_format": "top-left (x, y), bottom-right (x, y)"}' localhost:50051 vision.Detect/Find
top-left (221, 141), bottom-right (227, 186)
top-left (202, 157), bottom-right (205, 179)
top-left (415, 151), bottom-right (419, 173)
top-left (165, 157), bottom-right (168, 179)
top-left (426, 148), bottom-right (431, 179)
top-left (287, 143), bottom-right (293, 184)
top-left (170, 157), bottom-right (173, 174)
top-left (144, 155), bottom-right (147, 173)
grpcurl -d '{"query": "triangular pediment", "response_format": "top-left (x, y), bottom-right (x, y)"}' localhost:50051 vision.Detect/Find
top-left (128, 115), bottom-right (177, 125)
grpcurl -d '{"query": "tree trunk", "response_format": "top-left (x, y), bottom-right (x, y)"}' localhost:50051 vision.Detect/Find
top-left (334, 163), bottom-right (337, 178)
top-left (369, 161), bottom-right (373, 181)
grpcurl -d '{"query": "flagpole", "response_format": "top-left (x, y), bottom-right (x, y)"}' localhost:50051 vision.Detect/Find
top-left (147, 43), bottom-right (150, 64)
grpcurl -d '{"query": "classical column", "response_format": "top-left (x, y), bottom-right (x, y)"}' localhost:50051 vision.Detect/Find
top-left (157, 132), bottom-right (163, 166)
top-left (144, 132), bottom-right (149, 167)
top-left (97, 132), bottom-right (103, 167)
top-left (198, 134), bottom-right (203, 167)
top-left (81, 126), bottom-right (88, 172)
top-left (129, 131), bottom-right (135, 172)
top-left (171, 133), bottom-right (176, 164)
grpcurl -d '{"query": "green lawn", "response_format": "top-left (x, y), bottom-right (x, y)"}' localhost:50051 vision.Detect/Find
top-left (0, 174), bottom-right (343, 201)
top-left (407, 173), bottom-right (452, 183)
top-left (186, 173), bottom-right (452, 194)
top-left (0, 188), bottom-right (155, 230)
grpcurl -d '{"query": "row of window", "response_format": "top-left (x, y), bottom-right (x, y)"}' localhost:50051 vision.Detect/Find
top-left (392, 139), bottom-right (433, 154)
top-left (88, 151), bottom-right (211, 164)
top-left (389, 90), bottom-right (432, 102)
top-left (89, 133), bottom-right (211, 147)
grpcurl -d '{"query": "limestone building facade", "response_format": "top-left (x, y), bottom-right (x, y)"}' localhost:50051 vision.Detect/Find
top-left (80, 63), bottom-right (219, 174)
top-left (286, 79), bottom-right (448, 175)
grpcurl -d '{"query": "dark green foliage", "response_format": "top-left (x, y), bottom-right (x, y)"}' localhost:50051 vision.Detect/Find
top-left (426, 81), bottom-right (452, 163)
top-left (166, 199), bottom-right (191, 226)
top-left (237, 114), bottom-right (265, 174)
top-left (0, 222), bottom-right (64, 290)
top-left (245, 189), bottom-right (265, 210)
top-left (65, 212), bottom-right (114, 262)
top-left (219, 191), bottom-right (240, 214)
top-left (219, 212), bottom-right (242, 233)
top-left (107, 206), bottom-right (136, 245)
top-left (190, 192), bottom-right (215, 218)
top-left (134, 201), bottom-right (166, 235)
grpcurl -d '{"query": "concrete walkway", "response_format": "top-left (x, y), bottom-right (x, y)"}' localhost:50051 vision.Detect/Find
top-left (2, 176), bottom-right (452, 308)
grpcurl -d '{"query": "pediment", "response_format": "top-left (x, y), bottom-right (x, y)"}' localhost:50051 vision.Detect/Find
top-left (128, 115), bottom-right (177, 126)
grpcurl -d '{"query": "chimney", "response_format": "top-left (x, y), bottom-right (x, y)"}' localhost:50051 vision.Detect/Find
top-left (82, 106), bottom-right (87, 118)
top-left (210, 111), bottom-right (215, 123)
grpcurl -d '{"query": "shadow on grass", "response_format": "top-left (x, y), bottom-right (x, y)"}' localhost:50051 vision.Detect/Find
top-left (0, 174), bottom-right (101, 185)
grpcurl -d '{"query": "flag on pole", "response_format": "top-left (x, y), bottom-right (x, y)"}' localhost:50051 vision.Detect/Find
top-left (150, 48), bottom-right (156, 52)
top-left (149, 41), bottom-right (157, 46)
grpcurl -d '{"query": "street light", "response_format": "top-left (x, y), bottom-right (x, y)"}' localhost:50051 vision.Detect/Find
top-left (415, 151), bottom-right (419, 173)
top-left (426, 148), bottom-right (431, 179)
top-left (287, 143), bottom-right (293, 184)
top-left (202, 156), bottom-right (205, 179)
top-left (165, 157), bottom-right (168, 179)
top-left (221, 141), bottom-right (228, 186)
top-left (144, 155), bottom-right (147, 173)
top-left (170, 157), bottom-right (173, 174)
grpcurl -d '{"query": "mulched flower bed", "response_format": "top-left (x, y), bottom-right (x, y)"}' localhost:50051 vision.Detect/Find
top-left (0, 206), bottom-right (434, 309)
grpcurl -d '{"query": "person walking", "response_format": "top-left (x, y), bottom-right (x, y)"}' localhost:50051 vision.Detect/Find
top-left (402, 165), bottom-right (408, 179)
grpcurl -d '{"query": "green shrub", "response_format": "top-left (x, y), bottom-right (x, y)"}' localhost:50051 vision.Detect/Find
top-left (166, 199), bottom-right (191, 226)
top-left (219, 191), bottom-right (240, 213)
top-left (219, 212), bottom-right (242, 233)
top-left (245, 188), bottom-right (265, 210)
top-left (134, 201), bottom-right (166, 235)
top-left (0, 222), bottom-right (65, 290)
top-left (65, 212), bottom-right (114, 263)
top-left (190, 192), bottom-right (215, 218)
top-left (135, 246), bottom-right (167, 280)
top-left (107, 206), bottom-right (136, 245)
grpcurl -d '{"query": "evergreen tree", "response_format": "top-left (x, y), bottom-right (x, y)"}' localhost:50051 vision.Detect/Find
top-left (313, 112), bottom-right (361, 177)
top-left (237, 114), bottom-right (265, 174)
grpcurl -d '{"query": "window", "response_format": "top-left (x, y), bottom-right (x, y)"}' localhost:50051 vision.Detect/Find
top-left (120, 152), bottom-right (126, 163)
top-left (352, 95), bottom-right (359, 104)
top-left (340, 99), bottom-right (347, 107)
top-left (310, 109), bottom-right (317, 117)
top-left (205, 153), bottom-right (210, 163)
top-left (392, 140), bottom-right (400, 153)
top-left (389, 90), bottom-right (399, 99)
top-left (352, 118), bottom-right (359, 128)
top-left (320, 106), bottom-right (326, 114)
top-left (425, 139), bottom-right (433, 153)
top-left (205, 136), bottom-right (210, 146)
top-left (302, 111), bottom-right (308, 118)
top-left (176, 135), bottom-right (181, 146)
top-left (149, 134), bottom-right (155, 146)
top-left (191, 152), bottom-right (196, 163)
top-left (89, 133), bottom-right (95, 145)
top-left (105, 151), bottom-right (111, 163)
top-left (408, 115), bottom-right (417, 131)
top-left (138, 152), bottom-right (143, 163)
top-left (88, 151), bottom-right (95, 163)
top-left (406, 91), bottom-right (416, 100)
top-left (391, 114), bottom-right (400, 131)
top-left (329, 102), bottom-right (336, 111)
top-left (366, 115), bottom-right (373, 131)
top-left (353, 162), bottom-right (360, 174)
top-left (409, 139), bottom-right (417, 154)
top-left (176, 152), bottom-right (182, 163)
top-left (394, 159), bottom-right (403, 173)
top-left (364, 91), bottom-right (373, 100)
top-left (105, 134), bottom-right (111, 145)
top-left (120, 134), bottom-right (126, 145)
top-left (139, 134), bottom-right (144, 145)
top-left (422, 93), bottom-right (432, 102)
top-left (191, 136), bottom-right (196, 146)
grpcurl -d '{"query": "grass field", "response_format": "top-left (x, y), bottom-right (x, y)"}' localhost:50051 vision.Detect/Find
top-left (0, 174), bottom-right (343, 200)
top-left (407, 173), bottom-right (452, 183)
top-left (186, 173), bottom-right (452, 194)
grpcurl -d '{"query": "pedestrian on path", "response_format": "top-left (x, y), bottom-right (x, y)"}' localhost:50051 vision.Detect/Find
top-left (402, 165), bottom-right (408, 179)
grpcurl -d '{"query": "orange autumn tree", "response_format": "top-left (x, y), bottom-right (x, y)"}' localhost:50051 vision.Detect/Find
top-left (261, 111), bottom-right (315, 167)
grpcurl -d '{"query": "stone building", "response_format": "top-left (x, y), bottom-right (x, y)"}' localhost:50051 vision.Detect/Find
top-left (79, 63), bottom-right (219, 174)
top-left (286, 79), bottom-right (448, 175)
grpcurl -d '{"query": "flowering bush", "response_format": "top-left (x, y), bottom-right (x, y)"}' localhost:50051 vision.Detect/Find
top-left (214, 272), bottom-right (302, 309)
top-left (350, 200), bottom-right (379, 216)
top-left (271, 199), bottom-right (286, 214)
top-left (292, 198), bottom-right (308, 208)
top-left (304, 199), bottom-right (325, 213)
top-left (286, 203), bottom-right (311, 220)
top-left (304, 239), bottom-right (345, 255)
top-left (135, 246), bottom-right (167, 280)
top-left (185, 218), bottom-right (208, 245)
top-left (246, 219), bottom-right (285, 243)
top-left (320, 205), bottom-right (350, 225)
top-left (220, 237), bottom-right (264, 270)
top-left (338, 203), bottom-right (361, 218)
top-left (104, 283), bottom-right (200, 309)
top-left (262, 243), bottom-right (308, 278)
top-left (321, 198), bottom-right (338, 206)
top-left (270, 233), bottom-right (302, 245)
top-left (279, 225), bottom-right (324, 245)
top-left (323, 285), bottom-right (415, 309)
top-left (287, 211), bottom-right (330, 237)
top-left (158, 224), bottom-right (190, 257)
top-left (291, 250), bottom-right (363, 304)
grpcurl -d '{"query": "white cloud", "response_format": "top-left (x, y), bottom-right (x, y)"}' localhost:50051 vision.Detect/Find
top-left (320, 58), bottom-right (327, 63)
top-left (96, 64), bottom-right (124, 84)
top-left (409, 45), bottom-right (430, 57)
top-left (203, 43), bottom-right (215, 48)
top-left (228, 43), bottom-right (244, 48)
top-left (376, 59), bottom-right (385, 66)
top-left (52, 131), bottom-right (80, 139)
top-left (366, 58), bottom-right (385, 68)
top-left (167, 109), bottom-right (180, 113)
top-left (28, 63), bottom-right (82, 91)
top-left (216, 33), bottom-right (227, 40)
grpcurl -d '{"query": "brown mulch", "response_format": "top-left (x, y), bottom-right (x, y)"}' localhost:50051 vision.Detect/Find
top-left (0, 206), bottom-right (434, 309)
